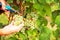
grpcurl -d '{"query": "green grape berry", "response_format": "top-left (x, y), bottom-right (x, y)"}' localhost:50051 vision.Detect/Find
top-left (14, 15), bottom-right (23, 26)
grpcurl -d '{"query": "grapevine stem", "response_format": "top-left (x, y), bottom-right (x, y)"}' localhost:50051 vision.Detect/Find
top-left (45, 16), bottom-right (57, 30)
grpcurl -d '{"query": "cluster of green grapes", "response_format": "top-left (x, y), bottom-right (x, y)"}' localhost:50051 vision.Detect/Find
top-left (24, 19), bottom-right (35, 29)
top-left (24, 13), bottom-right (38, 29)
top-left (3, 13), bottom-right (39, 40)
top-left (13, 15), bottom-right (23, 26)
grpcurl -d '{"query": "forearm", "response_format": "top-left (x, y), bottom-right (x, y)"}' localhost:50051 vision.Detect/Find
top-left (0, 28), bottom-right (14, 36)
top-left (0, 29), bottom-right (9, 36)
top-left (0, 29), bottom-right (4, 36)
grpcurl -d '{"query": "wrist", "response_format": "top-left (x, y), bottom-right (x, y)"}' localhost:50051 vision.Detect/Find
top-left (1, 28), bottom-right (8, 35)
top-left (1, 28), bottom-right (9, 35)
top-left (0, 29), bottom-right (4, 36)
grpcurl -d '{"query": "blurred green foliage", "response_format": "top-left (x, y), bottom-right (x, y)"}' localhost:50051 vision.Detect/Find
top-left (0, 0), bottom-right (60, 40)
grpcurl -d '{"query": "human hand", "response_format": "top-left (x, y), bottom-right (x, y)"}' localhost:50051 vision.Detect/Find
top-left (2, 20), bottom-right (24, 35)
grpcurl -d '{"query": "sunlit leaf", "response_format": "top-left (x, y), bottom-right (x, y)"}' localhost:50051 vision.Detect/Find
top-left (55, 15), bottom-right (60, 26)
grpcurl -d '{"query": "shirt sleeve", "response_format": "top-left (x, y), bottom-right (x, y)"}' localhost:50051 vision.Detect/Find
top-left (5, 5), bottom-right (11, 10)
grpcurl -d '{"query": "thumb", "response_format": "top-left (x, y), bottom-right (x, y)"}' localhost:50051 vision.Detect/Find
top-left (19, 21), bottom-right (24, 27)
top-left (10, 20), bottom-right (14, 25)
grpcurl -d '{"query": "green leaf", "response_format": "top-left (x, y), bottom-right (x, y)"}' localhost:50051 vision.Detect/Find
top-left (39, 33), bottom-right (50, 40)
top-left (0, 14), bottom-right (8, 28)
top-left (38, 0), bottom-right (46, 4)
top-left (51, 3), bottom-right (59, 11)
top-left (46, 0), bottom-right (52, 4)
top-left (55, 15), bottom-right (60, 26)
top-left (44, 4), bottom-right (52, 17)
top-left (25, 0), bottom-right (32, 2)
top-left (19, 32), bottom-right (26, 40)
top-left (32, 29), bottom-right (38, 37)
top-left (54, 0), bottom-right (60, 3)
top-left (25, 29), bottom-right (32, 36)
top-left (39, 26), bottom-right (51, 40)
top-left (39, 26), bottom-right (51, 34)
top-left (8, 37), bottom-right (18, 40)
top-left (7, 0), bottom-right (13, 3)
top-left (33, 3), bottom-right (41, 10)
top-left (50, 33), bottom-right (56, 40)
top-left (54, 29), bottom-right (60, 39)
top-left (35, 19), bottom-right (41, 28)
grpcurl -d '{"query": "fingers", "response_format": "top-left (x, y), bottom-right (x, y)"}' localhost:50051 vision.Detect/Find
top-left (19, 21), bottom-right (24, 27)
top-left (15, 21), bottom-right (24, 32)
top-left (9, 21), bottom-right (14, 25)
